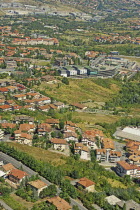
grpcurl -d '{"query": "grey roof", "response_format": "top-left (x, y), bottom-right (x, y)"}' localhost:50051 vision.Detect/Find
top-left (117, 200), bottom-right (140, 210)
top-left (15, 116), bottom-right (34, 121)
top-left (114, 130), bottom-right (140, 142)
top-left (105, 195), bottom-right (121, 205)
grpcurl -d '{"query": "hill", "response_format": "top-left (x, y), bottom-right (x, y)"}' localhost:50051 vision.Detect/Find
top-left (34, 78), bottom-right (120, 104)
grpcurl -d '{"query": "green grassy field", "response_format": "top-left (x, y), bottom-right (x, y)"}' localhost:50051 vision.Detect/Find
top-left (35, 78), bottom-right (120, 104)
top-left (8, 142), bottom-right (66, 166)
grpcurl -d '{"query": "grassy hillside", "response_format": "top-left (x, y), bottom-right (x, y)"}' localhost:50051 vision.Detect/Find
top-left (35, 78), bottom-right (120, 104)
top-left (8, 142), bottom-right (66, 166)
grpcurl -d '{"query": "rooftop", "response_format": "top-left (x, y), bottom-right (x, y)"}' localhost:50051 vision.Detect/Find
top-left (28, 179), bottom-right (47, 189)
top-left (9, 168), bottom-right (28, 180)
top-left (105, 195), bottom-right (121, 206)
top-left (47, 196), bottom-right (72, 210)
top-left (78, 177), bottom-right (95, 188)
top-left (2, 163), bottom-right (15, 172)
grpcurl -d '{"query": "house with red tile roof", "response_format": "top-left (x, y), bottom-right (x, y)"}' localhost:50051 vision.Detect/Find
top-left (116, 161), bottom-right (140, 177)
top-left (0, 104), bottom-right (12, 111)
top-left (47, 196), bottom-right (72, 210)
top-left (51, 138), bottom-right (68, 151)
top-left (0, 87), bottom-right (9, 94)
top-left (19, 123), bottom-right (35, 134)
top-left (9, 168), bottom-right (28, 183)
top-left (14, 94), bottom-right (26, 100)
top-left (64, 132), bottom-right (78, 142)
top-left (96, 149), bottom-right (121, 163)
top-left (37, 123), bottom-right (52, 136)
top-left (1, 123), bottom-right (16, 129)
top-left (46, 119), bottom-right (59, 125)
top-left (77, 177), bottom-right (95, 192)
top-left (14, 130), bottom-right (33, 146)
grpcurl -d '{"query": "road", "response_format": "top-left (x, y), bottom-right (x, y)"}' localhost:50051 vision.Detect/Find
top-left (0, 152), bottom-right (88, 210)
top-left (0, 199), bottom-right (13, 210)
top-left (70, 198), bottom-right (88, 210)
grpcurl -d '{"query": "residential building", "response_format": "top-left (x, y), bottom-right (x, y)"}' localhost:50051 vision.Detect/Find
top-left (14, 94), bottom-right (26, 100)
top-left (82, 134), bottom-right (98, 150)
top-left (37, 123), bottom-right (52, 137)
top-left (77, 177), bottom-right (95, 192)
top-left (53, 102), bottom-right (65, 109)
top-left (28, 179), bottom-right (47, 197)
top-left (101, 138), bottom-right (115, 150)
top-left (38, 105), bottom-right (50, 112)
top-left (105, 195), bottom-right (121, 206)
top-left (64, 132), bottom-right (78, 142)
top-left (0, 104), bottom-right (12, 111)
top-left (96, 149), bottom-right (121, 163)
top-left (1, 123), bottom-right (16, 129)
top-left (71, 103), bottom-right (87, 110)
top-left (46, 118), bottom-right (59, 126)
top-left (74, 143), bottom-right (91, 161)
top-left (14, 131), bottom-right (33, 146)
top-left (47, 196), bottom-right (72, 210)
top-left (2, 163), bottom-right (15, 175)
top-left (117, 199), bottom-right (140, 210)
top-left (51, 138), bottom-right (68, 151)
top-left (81, 145), bottom-right (91, 161)
top-left (14, 116), bottom-right (34, 124)
top-left (9, 168), bottom-right (28, 183)
top-left (116, 161), bottom-right (140, 177)
top-left (19, 123), bottom-right (35, 134)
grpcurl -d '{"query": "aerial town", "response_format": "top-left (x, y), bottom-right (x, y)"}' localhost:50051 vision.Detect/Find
top-left (0, 0), bottom-right (140, 210)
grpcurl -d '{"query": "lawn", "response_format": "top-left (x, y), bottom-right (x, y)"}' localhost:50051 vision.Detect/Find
top-left (8, 142), bottom-right (67, 166)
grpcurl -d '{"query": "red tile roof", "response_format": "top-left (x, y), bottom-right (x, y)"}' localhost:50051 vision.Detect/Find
top-left (51, 138), bottom-right (67, 145)
top-left (117, 161), bottom-right (140, 170)
top-left (9, 168), bottom-right (28, 180)
top-left (78, 177), bottom-right (95, 188)
top-left (47, 196), bottom-right (71, 210)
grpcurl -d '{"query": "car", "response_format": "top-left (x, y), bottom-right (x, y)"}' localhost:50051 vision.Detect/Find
top-left (9, 137), bottom-right (14, 140)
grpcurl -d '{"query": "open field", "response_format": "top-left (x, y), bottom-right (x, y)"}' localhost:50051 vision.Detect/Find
top-left (11, 193), bottom-right (34, 210)
top-left (35, 78), bottom-right (119, 104)
top-left (2, 196), bottom-right (27, 210)
top-left (73, 112), bottom-right (121, 130)
top-left (107, 178), bottom-right (127, 189)
top-left (8, 142), bottom-right (67, 166)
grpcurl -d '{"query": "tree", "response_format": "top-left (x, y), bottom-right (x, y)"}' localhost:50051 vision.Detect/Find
top-left (73, 206), bottom-right (79, 210)
top-left (62, 77), bottom-right (69, 85)
top-left (59, 120), bottom-right (65, 130)
top-left (40, 185), bottom-right (57, 199)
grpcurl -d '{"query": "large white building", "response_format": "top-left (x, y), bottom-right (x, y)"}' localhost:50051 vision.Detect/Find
top-left (114, 127), bottom-right (140, 142)
top-left (116, 161), bottom-right (140, 178)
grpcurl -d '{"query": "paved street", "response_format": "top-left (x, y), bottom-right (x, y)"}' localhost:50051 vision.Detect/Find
top-left (0, 152), bottom-right (88, 210)
top-left (0, 199), bottom-right (13, 210)
top-left (70, 198), bottom-right (88, 210)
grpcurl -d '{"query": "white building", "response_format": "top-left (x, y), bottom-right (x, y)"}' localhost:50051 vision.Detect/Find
top-left (116, 161), bottom-right (140, 178)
